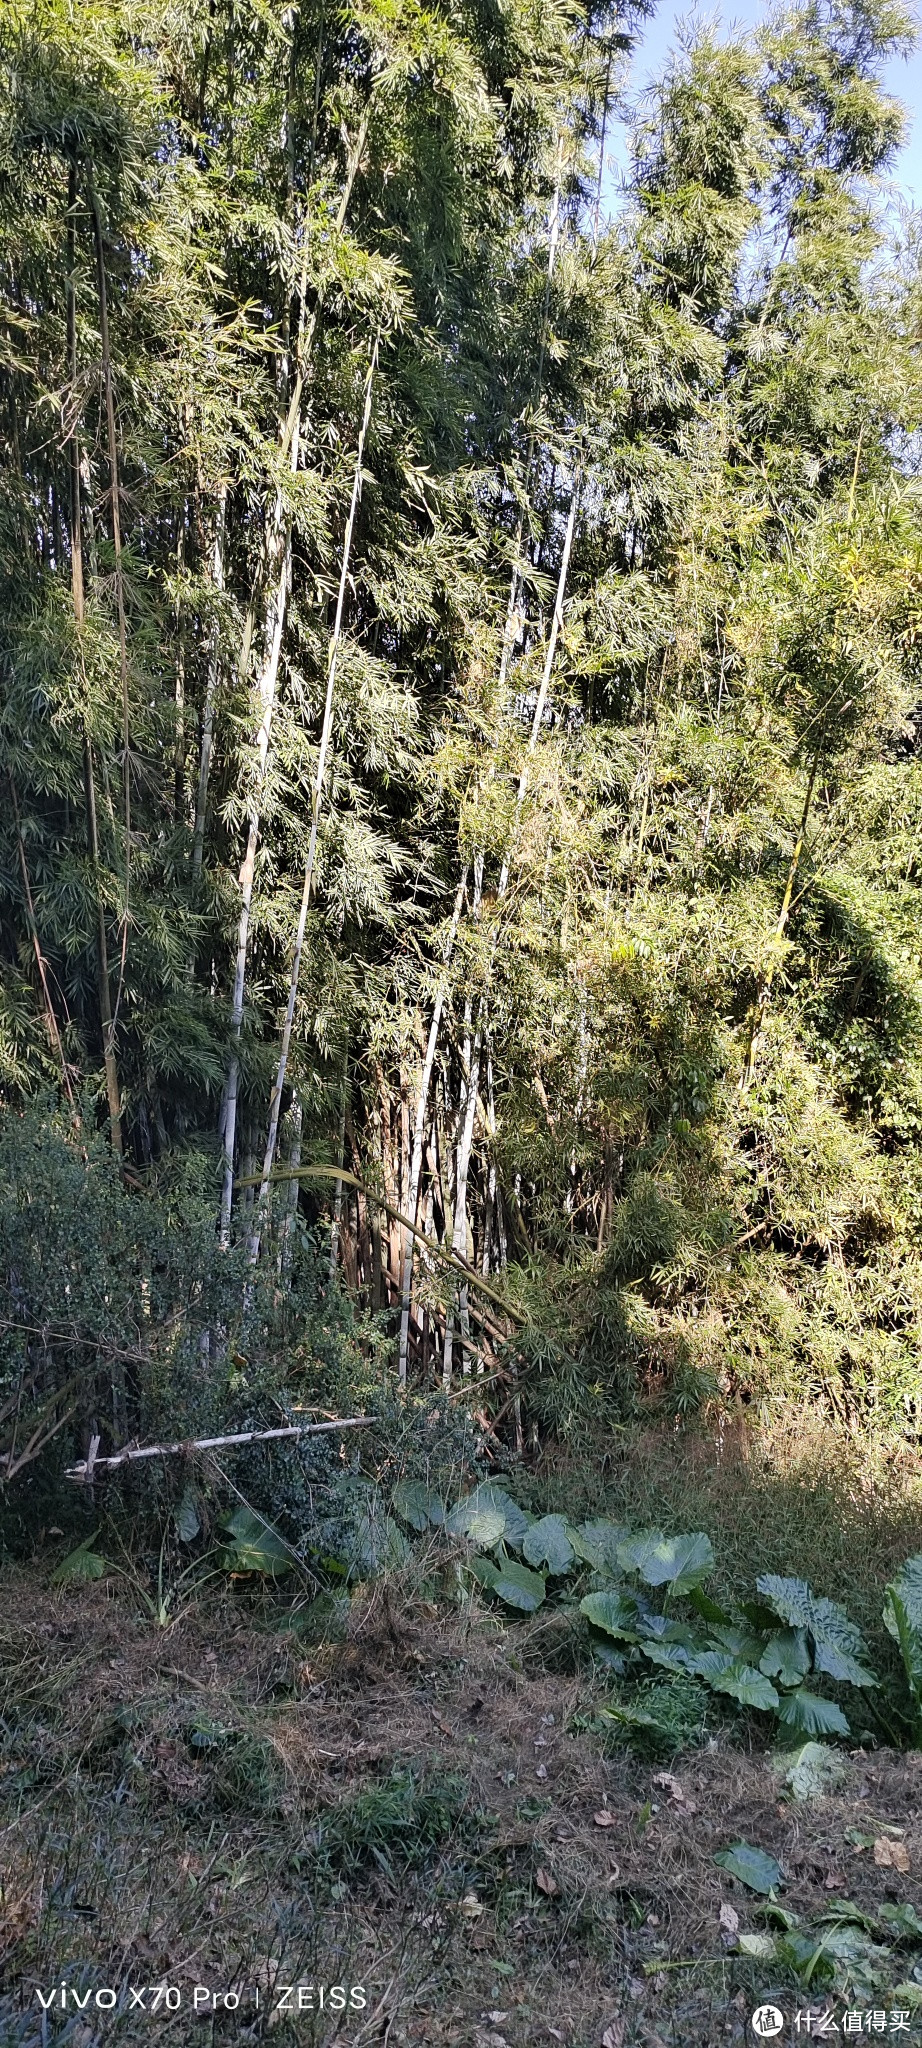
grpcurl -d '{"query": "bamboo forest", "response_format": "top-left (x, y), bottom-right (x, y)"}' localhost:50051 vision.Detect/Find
top-left (4, 0), bottom-right (922, 2040)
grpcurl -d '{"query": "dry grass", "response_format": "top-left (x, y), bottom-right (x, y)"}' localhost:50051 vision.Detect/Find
top-left (1, 1567), bottom-right (921, 2046)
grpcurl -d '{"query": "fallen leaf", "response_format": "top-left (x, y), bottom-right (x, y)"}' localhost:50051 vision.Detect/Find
top-left (535, 1764), bottom-right (548, 1780)
top-left (594, 1809), bottom-right (617, 1828)
top-left (653, 1770), bottom-right (697, 1811)
top-left (602, 2024), bottom-right (625, 2048)
top-left (823, 1869), bottom-right (846, 1890)
top-left (713, 1842), bottom-right (783, 1894)
top-left (719, 1902), bottom-right (739, 1935)
top-left (778, 1739), bottom-right (847, 1803)
top-left (460, 1892), bottom-right (485, 1918)
top-left (738, 1931), bottom-right (776, 1960)
top-left (485, 2017), bottom-right (509, 2027)
top-left (874, 1837), bottom-right (911, 1872)
top-left (536, 1867), bottom-right (558, 1896)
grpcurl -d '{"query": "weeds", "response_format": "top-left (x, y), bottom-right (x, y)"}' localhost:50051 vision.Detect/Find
top-left (296, 1763), bottom-right (477, 1890)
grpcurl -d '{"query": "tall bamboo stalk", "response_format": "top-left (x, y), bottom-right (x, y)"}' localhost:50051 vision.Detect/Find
top-left (192, 481), bottom-right (227, 880)
top-left (248, 338), bottom-right (380, 1261)
top-left (437, 481), bottom-right (578, 1372)
top-left (442, 1009), bottom-right (482, 1388)
top-left (740, 730), bottom-right (825, 1092)
top-left (88, 174), bottom-right (131, 1037)
top-left (395, 157), bottom-right (568, 1378)
top-left (66, 164), bottom-right (122, 1154)
top-left (497, 140), bottom-right (565, 696)
top-left (279, 1091), bottom-right (303, 1276)
top-left (441, 75), bottom-right (613, 1357)
top-left (219, 529), bottom-right (290, 1241)
top-left (173, 501), bottom-right (187, 823)
top-left (218, 102), bottom-right (376, 1243)
top-left (9, 776), bottom-right (73, 1104)
top-left (329, 1042), bottom-right (350, 1279)
top-left (396, 870), bottom-right (468, 1383)
top-left (496, 488), bottom-right (578, 903)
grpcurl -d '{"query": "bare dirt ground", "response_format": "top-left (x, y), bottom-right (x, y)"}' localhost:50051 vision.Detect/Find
top-left (1, 1570), bottom-right (921, 2047)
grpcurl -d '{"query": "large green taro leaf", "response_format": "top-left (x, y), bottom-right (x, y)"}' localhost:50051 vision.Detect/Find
top-left (219, 1506), bottom-right (292, 1577)
top-left (759, 1628), bottom-right (811, 1688)
top-left (775, 1689), bottom-right (850, 1738)
top-left (393, 1480), bottom-right (445, 1532)
top-left (522, 1515), bottom-right (575, 1575)
top-left (708, 1661), bottom-right (780, 1712)
top-left (713, 1842), bottom-right (783, 1894)
top-left (571, 1519), bottom-right (630, 1572)
top-left (777, 1741), bottom-right (848, 1802)
top-left (580, 1589), bottom-right (644, 1641)
top-left (488, 1556), bottom-right (547, 1613)
top-left (617, 1531), bottom-right (715, 1595)
top-left (756, 1576), bottom-right (876, 1687)
top-left (638, 1640), bottom-right (697, 1674)
top-left (448, 1483), bottom-right (528, 1549)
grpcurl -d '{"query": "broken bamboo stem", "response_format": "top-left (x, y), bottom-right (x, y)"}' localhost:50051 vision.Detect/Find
top-left (65, 1415), bottom-right (374, 1481)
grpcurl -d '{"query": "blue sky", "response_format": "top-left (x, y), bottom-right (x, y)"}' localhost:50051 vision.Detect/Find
top-left (607, 3), bottom-right (922, 209)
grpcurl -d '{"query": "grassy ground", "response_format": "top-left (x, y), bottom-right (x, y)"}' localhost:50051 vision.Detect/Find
top-left (1, 1533), bottom-right (922, 2048)
top-left (526, 1409), bottom-right (922, 1655)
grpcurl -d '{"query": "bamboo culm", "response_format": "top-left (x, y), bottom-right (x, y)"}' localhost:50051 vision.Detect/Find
top-left (66, 163), bottom-right (122, 1153)
top-left (396, 870), bottom-right (468, 1383)
top-left (218, 104), bottom-right (376, 1244)
top-left (248, 338), bottom-right (380, 1260)
top-left (192, 481), bottom-right (227, 881)
top-left (88, 172), bottom-right (131, 1037)
top-left (65, 1414), bottom-right (375, 1481)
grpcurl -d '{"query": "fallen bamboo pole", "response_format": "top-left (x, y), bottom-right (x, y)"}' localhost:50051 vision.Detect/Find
top-left (65, 1416), bottom-right (374, 1482)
